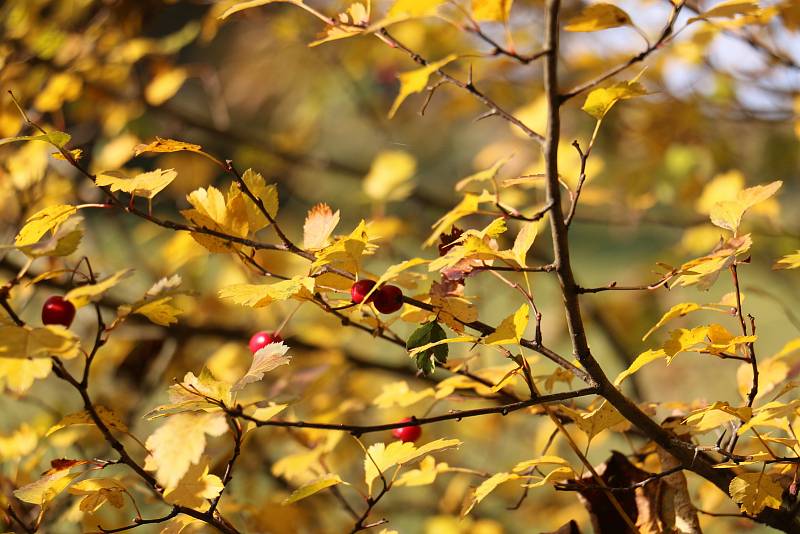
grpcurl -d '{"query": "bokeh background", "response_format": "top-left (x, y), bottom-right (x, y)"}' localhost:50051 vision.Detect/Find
top-left (1, 0), bottom-right (799, 532)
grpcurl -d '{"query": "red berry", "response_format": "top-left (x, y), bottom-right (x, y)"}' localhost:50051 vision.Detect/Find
top-left (41, 296), bottom-right (76, 328)
top-left (373, 284), bottom-right (403, 314)
top-left (392, 418), bottom-right (422, 443)
top-left (248, 331), bottom-right (283, 353)
top-left (350, 279), bottom-right (377, 304)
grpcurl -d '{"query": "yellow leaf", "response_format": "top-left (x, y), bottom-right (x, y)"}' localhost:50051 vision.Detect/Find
top-left (219, 276), bottom-right (315, 308)
top-left (387, 0), bottom-right (445, 18)
top-left (14, 216), bottom-right (83, 258)
top-left (126, 296), bottom-right (183, 326)
top-left (34, 72), bottom-right (83, 112)
top-left (235, 169), bottom-right (279, 233)
top-left (431, 296), bottom-right (479, 333)
top-left (370, 258), bottom-right (428, 300)
top-left (614, 348), bottom-right (665, 386)
top-left (164, 456), bottom-right (223, 510)
top-left (364, 150), bottom-right (417, 201)
top-left (461, 472), bottom-right (519, 516)
top-left (249, 403), bottom-right (288, 423)
top-left (709, 180), bottom-right (782, 233)
top-left (512, 455), bottom-right (571, 473)
top-left (145, 411), bottom-right (229, 489)
top-left (0, 325), bottom-right (81, 359)
top-left (407, 336), bottom-right (477, 356)
top-left (364, 438), bottom-right (461, 493)
top-left (46, 407), bottom-right (129, 437)
top-left (282, 474), bottom-right (347, 505)
top-left (471, 0), bottom-right (513, 22)
top-left (13, 461), bottom-right (83, 505)
top-left (729, 472), bottom-right (783, 515)
top-left (512, 221), bottom-right (538, 268)
top-left (303, 203), bottom-right (340, 250)
top-left (689, 0), bottom-right (759, 23)
top-left (642, 302), bottom-right (703, 341)
top-left (560, 401), bottom-right (627, 441)
top-left (455, 156), bottom-right (512, 192)
top-left (312, 220), bottom-right (374, 273)
top-left (425, 190), bottom-right (495, 247)
top-left (133, 137), bottom-right (208, 158)
top-left (522, 466), bottom-right (576, 488)
top-left (564, 3), bottom-right (632, 32)
top-left (582, 79), bottom-right (647, 120)
top-left (388, 55), bottom-right (458, 119)
top-left (483, 304), bottom-right (528, 345)
top-left (774, 250), bottom-right (800, 270)
top-left (220, 0), bottom-right (297, 20)
top-left (233, 341), bottom-right (291, 391)
top-left (0, 357), bottom-right (52, 393)
top-left (394, 456), bottom-right (450, 487)
top-left (0, 424), bottom-right (38, 461)
top-left (181, 185), bottom-right (246, 252)
top-left (683, 401), bottom-right (752, 433)
top-left (68, 478), bottom-right (127, 513)
top-left (65, 269), bottom-right (134, 308)
top-left (373, 381), bottom-right (435, 409)
top-left (15, 205), bottom-right (78, 247)
top-left (675, 234), bottom-right (752, 289)
top-left (145, 67), bottom-right (188, 106)
top-left (736, 356), bottom-right (789, 402)
top-left (96, 169), bottom-right (178, 199)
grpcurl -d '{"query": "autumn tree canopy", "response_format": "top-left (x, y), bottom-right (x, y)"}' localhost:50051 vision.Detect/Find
top-left (1, 0), bottom-right (800, 533)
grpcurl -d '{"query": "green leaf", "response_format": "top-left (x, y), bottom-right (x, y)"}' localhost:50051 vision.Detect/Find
top-left (0, 131), bottom-right (71, 148)
top-left (407, 321), bottom-right (449, 374)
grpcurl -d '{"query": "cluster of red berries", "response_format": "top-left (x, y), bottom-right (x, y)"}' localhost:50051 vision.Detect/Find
top-left (350, 280), bottom-right (403, 314)
top-left (41, 296), bottom-right (76, 327)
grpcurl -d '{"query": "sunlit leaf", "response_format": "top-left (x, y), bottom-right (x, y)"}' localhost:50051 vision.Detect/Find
top-left (233, 341), bottom-right (291, 391)
top-left (219, 276), bottom-right (315, 308)
top-left (471, 0), bottom-right (513, 22)
top-left (96, 169), bottom-right (178, 199)
top-left (364, 438), bottom-right (461, 493)
top-left (163, 456), bottom-right (223, 510)
top-left (564, 4), bottom-right (632, 32)
top-left (729, 472), bottom-right (783, 515)
top-left (461, 472), bottom-right (519, 516)
top-left (303, 203), bottom-right (340, 250)
top-left (65, 269), bottom-right (134, 308)
top-left (145, 411), bottom-right (228, 489)
top-left (388, 55), bottom-right (458, 119)
top-left (282, 474), bottom-right (347, 504)
top-left (483, 304), bottom-right (528, 345)
top-left (15, 205), bottom-right (78, 247)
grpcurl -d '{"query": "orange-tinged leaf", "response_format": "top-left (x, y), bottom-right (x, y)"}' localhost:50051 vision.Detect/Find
top-left (303, 203), bottom-right (340, 250)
